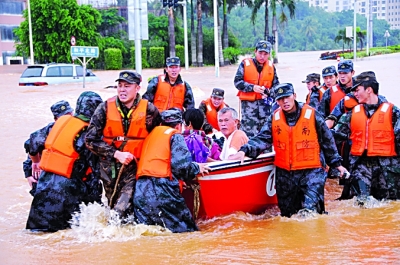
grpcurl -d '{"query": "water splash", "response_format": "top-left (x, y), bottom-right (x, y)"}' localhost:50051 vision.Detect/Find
top-left (353, 196), bottom-right (389, 209)
top-left (66, 203), bottom-right (172, 243)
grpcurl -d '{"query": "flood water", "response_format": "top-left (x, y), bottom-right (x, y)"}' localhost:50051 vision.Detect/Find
top-left (1, 51), bottom-right (399, 264)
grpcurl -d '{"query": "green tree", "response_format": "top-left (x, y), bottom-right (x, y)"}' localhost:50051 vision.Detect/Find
top-left (356, 27), bottom-right (366, 50)
top-left (301, 17), bottom-right (318, 51)
top-left (14, 0), bottom-right (102, 64)
top-left (334, 29), bottom-right (351, 52)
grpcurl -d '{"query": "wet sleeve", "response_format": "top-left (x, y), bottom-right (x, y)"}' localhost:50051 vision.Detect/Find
top-left (145, 102), bottom-right (161, 133)
top-left (29, 122), bottom-right (54, 156)
top-left (183, 81), bottom-right (195, 109)
top-left (327, 98), bottom-right (345, 122)
top-left (308, 87), bottom-right (321, 109)
top-left (85, 102), bottom-right (118, 161)
top-left (142, 76), bottom-right (158, 102)
top-left (332, 111), bottom-right (352, 147)
top-left (315, 111), bottom-right (342, 168)
top-left (170, 134), bottom-right (200, 181)
top-left (23, 155), bottom-right (32, 178)
top-left (233, 61), bottom-right (255, 92)
top-left (317, 89), bottom-right (331, 118)
top-left (239, 116), bottom-right (273, 158)
top-left (199, 101), bottom-right (213, 131)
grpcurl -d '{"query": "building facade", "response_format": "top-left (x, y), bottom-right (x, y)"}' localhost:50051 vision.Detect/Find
top-left (0, 0), bottom-right (26, 65)
top-left (304, 0), bottom-right (400, 30)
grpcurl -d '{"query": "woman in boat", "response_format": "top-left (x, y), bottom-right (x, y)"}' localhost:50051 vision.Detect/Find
top-left (229, 83), bottom-right (348, 217)
top-left (182, 108), bottom-right (221, 162)
top-left (134, 109), bottom-right (210, 233)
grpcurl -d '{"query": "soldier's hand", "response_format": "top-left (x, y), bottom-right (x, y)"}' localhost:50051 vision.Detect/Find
top-left (31, 162), bottom-right (41, 180)
top-left (114, 151), bottom-right (134, 165)
top-left (27, 176), bottom-right (38, 188)
top-left (325, 119), bottom-right (335, 129)
top-left (228, 151), bottom-right (245, 164)
top-left (337, 166), bottom-right (350, 179)
top-left (253, 85), bottom-right (265, 94)
top-left (197, 163), bottom-right (211, 177)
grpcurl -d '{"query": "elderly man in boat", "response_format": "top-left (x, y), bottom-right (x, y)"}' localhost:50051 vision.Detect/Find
top-left (217, 107), bottom-right (249, 160)
top-left (229, 83), bottom-right (348, 217)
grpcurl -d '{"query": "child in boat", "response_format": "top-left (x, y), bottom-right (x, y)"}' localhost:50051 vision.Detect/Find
top-left (182, 108), bottom-right (221, 162)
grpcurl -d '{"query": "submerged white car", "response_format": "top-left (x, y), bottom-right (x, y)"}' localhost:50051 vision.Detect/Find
top-left (19, 63), bottom-right (100, 86)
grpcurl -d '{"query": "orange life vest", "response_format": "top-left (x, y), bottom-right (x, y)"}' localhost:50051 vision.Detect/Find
top-left (350, 103), bottom-right (396, 156)
top-left (103, 97), bottom-right (148, 159)
top-left (272, 104), bottom-right (322, 170)
top-left (39, 115), bottom-right (88, 178)
top-left (329, 85), bottom-right (346, 112)
top-left (343, 95), bottom-right (359, 111)
top-left (136, 126), bottom-right (179, 179)
top-left (306, 86), bottom-right (326, 104)
top-left (153, 75), bottom-right (186, 112)
top-left (237, 59), bottom-right (274, 101)
top-left (204, 98), bottom-right (227, 131)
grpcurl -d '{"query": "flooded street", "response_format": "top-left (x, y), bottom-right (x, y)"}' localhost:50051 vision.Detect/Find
top-left (1, 51), bottom-right (400, 264)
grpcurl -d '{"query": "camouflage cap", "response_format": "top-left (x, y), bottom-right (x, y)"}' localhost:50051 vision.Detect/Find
top-left (161, 108), bottom-right (183, 124)
top-left (50, 100), bottom-right (73, 119)
top-left (75, 91), bottom-right (103, 119)
top-left (116, 71), bottom-right (142, 84)
top-left (274, 83), bottom-right (295, 100)
top-left (322, 65), bottom-right (337, 77)
top-left (166, 57), bottom-right (181, 67)
top-left (338, 60), bottom-right (354, 73)
top-left (351, 71), bottom-right (378, 91)
top-left (255, 40), bottom-right (272, 53)
top-left (302, 73), bottom-right (320, 83)
top-left (211, 88), bottom-right (225, 98)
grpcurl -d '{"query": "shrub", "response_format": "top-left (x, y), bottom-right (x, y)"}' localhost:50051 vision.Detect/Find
top-left (176, 45), bottom-right (185, 66)
top-left (131, 47), bottom-right (150, 69)
top-left (223, 47), bottom-right (241, 64)
top-left (149, 47), bottom-right (165, 68)
top-left (104, 48), bottom-right (122, 70)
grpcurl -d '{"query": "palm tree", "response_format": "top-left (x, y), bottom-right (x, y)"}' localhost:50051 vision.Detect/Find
top-left (335, 29), bottom-right (352, 52)
top-left (191, 0), bottom-right (197, 66)
top-left (168, 8), bottom-right (176, 57)
top-left (271, 0), bottom-right (296, 61)
top-left (251, 0), bottom-right (270, 40)
top-left (356, 27), bottom-right (366, 51)
top-left (301, 17), bottom-right (317, 51)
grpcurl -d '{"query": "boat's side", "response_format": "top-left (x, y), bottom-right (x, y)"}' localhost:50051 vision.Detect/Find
top-left (183, 153), bottom-right (278, 219)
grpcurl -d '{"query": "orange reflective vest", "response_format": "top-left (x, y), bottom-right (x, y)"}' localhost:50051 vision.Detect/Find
top-left (204, 98), bottom-right (227, 131)
top-left (350, 103), bottom-right (396, 156)
top-left (136, 126), bottom-right (179, 179)
top-left (329, 85), bottom-right (346, 112)
top-left (103, 97), bottom-right (148, 158)
top-left (306, 86), bottom-right (326, 104)
top-left (343, 95), bottom-right (359, 111)
top-left (153, 75), bottom-right (186, 112)
top-left (237, 59), bottom-right (274, 101)
top-left (39, 115), bottom-right (88, 178)
top-left (272, 104), bottom-right (322, 170)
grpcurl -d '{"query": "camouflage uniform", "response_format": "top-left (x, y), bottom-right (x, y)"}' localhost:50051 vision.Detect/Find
top-left (25, 100), bottom-right (74, 196)
top-left (239, 91), bottom-right (343, 217)
top-left (234, 58), bottom-right (280, 138)
top-left (143, 57), bottom-right (195, 111)
top-left (134, 109), bottom-right (200, 233)
top-left (198, 88), bottom-right (229, 133)
top-left (85, 94), bottom-right (161, 217)
top-left (26, 92), bottom-right (103, 231)
top-left (317, 80), bottom-right (352, 118)
top-left (333, 97), bottom-right (400, 200)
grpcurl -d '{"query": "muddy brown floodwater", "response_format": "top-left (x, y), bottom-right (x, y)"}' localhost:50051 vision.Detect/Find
top-left (1, 51), bottom-right (399, 264)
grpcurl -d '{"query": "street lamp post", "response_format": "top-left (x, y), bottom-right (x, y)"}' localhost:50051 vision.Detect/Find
top-left (213, 0), bottom-right (219, 77)
top-left (384, 30), bottom-right (390, 49)
top-left (27, 0), bottom-right (34, 64)
top-left (353, 0), bottom-right (357, 61)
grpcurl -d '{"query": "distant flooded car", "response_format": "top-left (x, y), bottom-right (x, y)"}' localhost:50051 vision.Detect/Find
top-left (19, 63), bottom-right (100, 86)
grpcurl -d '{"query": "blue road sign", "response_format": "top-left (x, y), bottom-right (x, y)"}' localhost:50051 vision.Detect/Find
top-left (70, 46), bottom-right (99, 58)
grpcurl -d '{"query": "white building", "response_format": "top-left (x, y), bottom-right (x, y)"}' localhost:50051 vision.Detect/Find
top-left (304, 0), bottom-right (400, 30)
